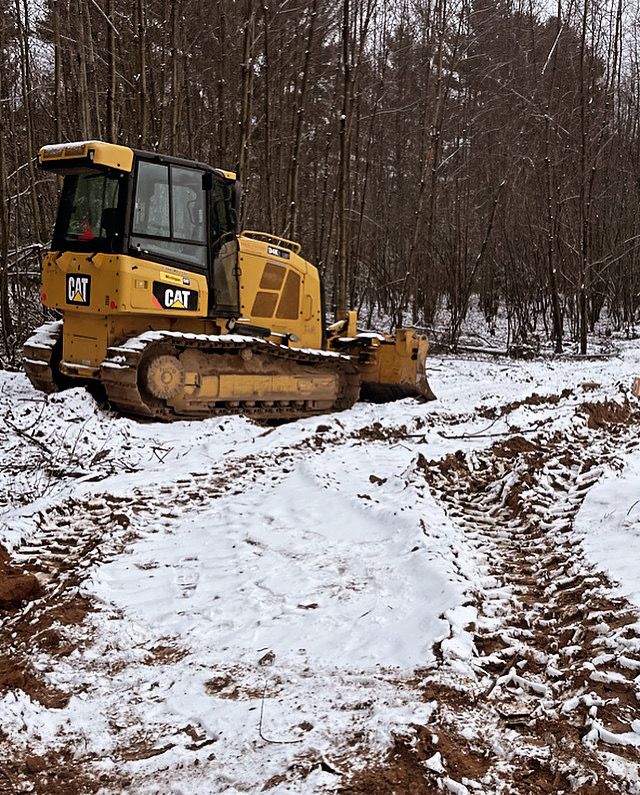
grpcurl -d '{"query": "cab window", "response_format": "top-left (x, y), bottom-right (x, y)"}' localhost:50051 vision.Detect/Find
top-left (130, 161), bottom-right (207, 268)
top-left (53, 171), bottom-right (123, 251)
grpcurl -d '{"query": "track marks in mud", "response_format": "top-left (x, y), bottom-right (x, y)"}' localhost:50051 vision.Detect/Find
top-left (0, 495), bottom-right (142, 794)
top-left (3, 399), bottom-right (640, 794)
top-left (417, 421), bottom-right (640, 792)
top-left (0, 494), bottom-right (138, 716)
top-left (343, 404), bottom-right (640, 794)
top-left (0, 435), bottom-right (337, 794)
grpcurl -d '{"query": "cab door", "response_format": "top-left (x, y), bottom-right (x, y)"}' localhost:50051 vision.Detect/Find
top-left (207, 176), bottom-right (239, 315)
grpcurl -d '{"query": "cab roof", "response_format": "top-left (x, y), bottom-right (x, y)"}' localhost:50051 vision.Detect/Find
top-left (38, 140), bottom-right (236, 182)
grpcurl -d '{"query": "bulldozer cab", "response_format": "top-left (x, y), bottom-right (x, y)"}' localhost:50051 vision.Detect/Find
top-left (40, 141), bottom-right (241, 316)
top-left (126, 155), bottom-right (240, 315)
top-left (28, 140), bottom-right (434, 418)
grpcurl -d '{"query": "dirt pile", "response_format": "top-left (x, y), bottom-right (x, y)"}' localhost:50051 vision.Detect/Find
top-left (340, 722), bottom-right (491, 794)
top-left (0, 655), bottom-right (67, 709)
top-left (581, 399), bottom-right (637, 428)
top-left (491, 435), bottom-right (540, 458)
top-left (0, 547), bottom-right (74, 709)
top-left (352, 421), bottom-right (410, 442)
top-left (0, 748), bottom-right (127, 795)
top-left (0, 521), bottom-right (116, 792)
top-left (0, 547), bottom-right (40, 609)
top-left (479, 388), bottom-right (573, 419)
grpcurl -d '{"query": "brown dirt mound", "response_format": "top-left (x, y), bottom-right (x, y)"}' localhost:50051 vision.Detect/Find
top-left (0, 747), bottom-right (128, 795)
top-left (581, 400), bottom-right (635, 428)
top-left (480, 389), bottom-right (573, 419)
top-left (352, 421), bottom-right (410, 442)
top-left (339, 724), bottom-right (492, 795)
top-left (0, 656), bottom-right (67, 708)
top-left (0, 547), bottom-right (92, 711)
top-left (0, 571), bottom-right (40, 609)
top-left (491, 435), bottom-right (540, 458)
top-left (0, 548), bottom-right (40, 609)
top-left (418, 450), bottom-right (469, 478)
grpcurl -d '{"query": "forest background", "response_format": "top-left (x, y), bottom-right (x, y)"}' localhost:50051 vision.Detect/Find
top-left (0, 0), bottom-right (638, 365)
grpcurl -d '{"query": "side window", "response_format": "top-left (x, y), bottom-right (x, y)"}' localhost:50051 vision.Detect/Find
top-left (130, 161), bottom-right (207, 269)
top-left (60, 173), bottom-right (120, 242)
top-left (172, 166), bottom-right (205, 242)
top-left (210, 180), bottom-right (235, 246)
top-left (132, 162), bottom-right (170, 238)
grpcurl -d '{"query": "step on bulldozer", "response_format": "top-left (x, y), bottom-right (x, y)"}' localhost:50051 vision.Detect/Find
top-left (23, 140), bottom-right (434, 421)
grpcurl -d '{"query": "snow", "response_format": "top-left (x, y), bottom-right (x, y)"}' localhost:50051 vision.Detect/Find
top-left (574, 453), bottom-right (640, 610)
top-left (109, 330), bottom-right (350, 361)
top-left (0, 371), bottom-right (469, 791)
top-left (23, 319), bottom-right (62, 348)
top-left (2, 332), bottom-right (640, 791)
top-left (39, 140), bottom-right (99, 156)
top-left (426, 751), bottom-right (445, 773)
top-left (90, 458), bottom-right (459, 670)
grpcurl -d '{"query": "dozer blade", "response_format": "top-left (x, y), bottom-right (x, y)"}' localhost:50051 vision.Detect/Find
top-left (336, 328), bottom-right (436, 403)
top-left (360, 375), bottom-right (436, 403)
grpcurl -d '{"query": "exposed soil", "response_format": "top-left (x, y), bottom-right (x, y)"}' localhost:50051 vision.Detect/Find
top-left (2, 393), bottom-right (640, 793)
top-left (478, 388), bottom-right (574, 419)
top-left (0, 547), bottom-right (40, 609)
top-left (0, 497), bottom-right (136, 794)
top-left (0, 445), bottom-right (325, 793)
top-left (346, 395), bottom-right (640, 793)
top-left (0, 654), bottom-right (67, 709)
top-left (340, 722), bottom-right (492, 794)
top-left (1, 748), bottom-right (128, 795)
top-left (581, 399), bottom-right (639, 428)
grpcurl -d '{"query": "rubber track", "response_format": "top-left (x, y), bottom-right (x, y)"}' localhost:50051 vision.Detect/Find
top-left (22, 322), bottom-right (63, 394)
top-left (100, 331), bottom-right (362, 422)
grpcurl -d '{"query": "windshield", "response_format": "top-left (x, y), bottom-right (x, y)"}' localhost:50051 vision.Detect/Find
top-left (53, 171), bottom-right (122, 250)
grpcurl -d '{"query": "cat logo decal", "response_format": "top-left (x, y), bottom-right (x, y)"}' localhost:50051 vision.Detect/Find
top-left (66, 274), bottom-right (91, 305)
top-left (152, 281), bottom-right (198, 311)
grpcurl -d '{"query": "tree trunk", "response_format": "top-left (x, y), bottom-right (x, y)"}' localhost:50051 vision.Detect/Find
top-left (335, 0), bottom-right (351, 320)
top-left (107, 0), bottom-right (117, 141)
top-left (137, 0), bottom-right (150, 146)
top-left (0, 28), bottom-right (15, 357)
top-left (238, 0), bottom-right (256, 224)
top-left (285, 0), bottom-right (317, 239)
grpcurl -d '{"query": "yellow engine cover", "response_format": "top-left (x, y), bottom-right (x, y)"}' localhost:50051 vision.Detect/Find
top-left (237, 234), bottom-right (323, 349)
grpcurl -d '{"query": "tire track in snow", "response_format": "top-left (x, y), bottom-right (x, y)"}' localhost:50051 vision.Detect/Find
top-left (1, 441), bottom-right (301, 641)
top-left (1, 413), bottom-right (405, 620)
top-left (0, 434), bottom-right (328, 792)
top-left (0, 417), bottom-right (430, 794)
top-left (419, 418), bottom-right (640, 793)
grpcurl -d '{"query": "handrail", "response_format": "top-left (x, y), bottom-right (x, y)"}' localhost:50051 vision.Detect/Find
top-left (242, 230), bottom-right (302, 255)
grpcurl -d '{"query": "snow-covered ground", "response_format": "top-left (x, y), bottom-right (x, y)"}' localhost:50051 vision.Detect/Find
top-left (575, 453), bottom-right (640, 610)
top-left (1, 338), bottom-right (640, 793)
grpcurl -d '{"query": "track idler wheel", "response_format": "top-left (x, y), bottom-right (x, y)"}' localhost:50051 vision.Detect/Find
top-left (143, 354), bottom-right (185, 400)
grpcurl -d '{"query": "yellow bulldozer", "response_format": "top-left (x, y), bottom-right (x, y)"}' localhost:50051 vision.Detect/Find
top-left (23, 140), bottom-right (434, 421)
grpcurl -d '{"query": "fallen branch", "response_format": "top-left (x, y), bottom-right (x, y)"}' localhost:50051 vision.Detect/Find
top-left (2, 417), bottom-right (52, 454)
top-left (438, 417), bottom-right (548, 440)
top-left (258, 678), bottom-right (304, 745)
top-left (436, 413), bottom-right (505, 439)
top-left (626, 499), bottom-right (640, 517)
